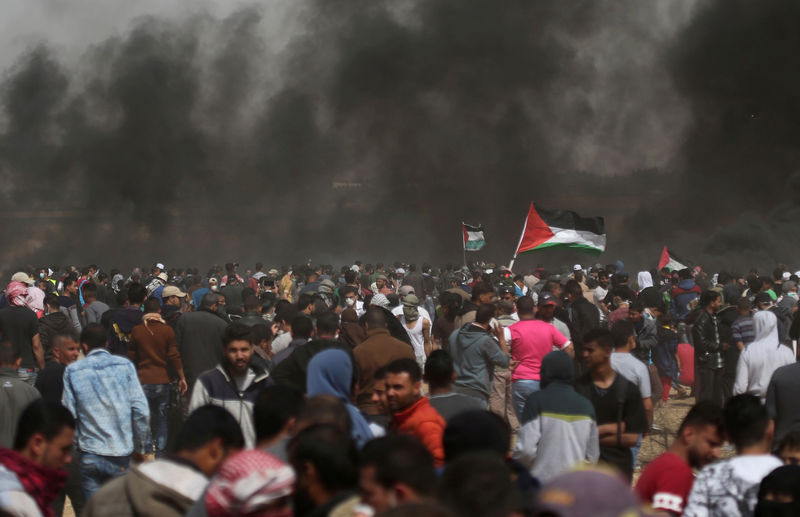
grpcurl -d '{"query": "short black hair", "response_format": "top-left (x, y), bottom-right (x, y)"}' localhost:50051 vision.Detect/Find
top-left (296, 293), bottom-right (315, 312)
top-left (44, 294), bottom-right (60, 310)
top-left (677, 401), bottom-right (724, 437)
top-left (223, 322), bottom-right (254, 347)
top-left (0, 341), bottom-right (20, 365)
top-left (438, 452), bottom-right (519, 517)
top-left (475, 304), bottom-right (495, 325)
top-left (291, 315), bottom-right (314, 339)
top-left (144, 297), bottom-right (161, 314)
top-left (249, 323), bottom-right (271, 345)
top-left (254, 385), bottom-right (305, 443)
top-left (610, 320), bottom-right (634, 349)
top-left (243, 295), bottom-right (260, 312)
top-left (583, 328), bottom-right (613, 349)
top-left (13, 400), bottom-right (75, 451)
top-left (297, 395), bottom-right (351, 434)
top-left (565, 279), bottom-right (583, 298)
top-left (289, 424), bottom-right (357, 492)
top-left (386, 358), bottom-right (422, 383)
top-left (629, 300), bottom-right (645, 313)
top-left (80, 323), bottom-right (107, 350)
top-left (82, 282), bottom-right (97, 298)
top-left (443, 410), bottom-right (510, 462)
top-left (200, 292), bottom-right (220, 309)
top-left (724, 394), bottom-right (770, 451)
top-left (424, 350), bottom-right (454, 389)
top-left (359, 435), bottom-right (435, 496)
top-left (471, 282), bottom-right (493, 302)
top-left (699, 290), bottom-right (720, 307)
top-left (316, 311), bottom-right (340, 336)
top-left (516, 296), bottom-right (535, 315)
top-left (274, 303), bottom-right (299, 325)
top-left (778, 430), bottom-right (800, 454)
top-left (174, 405), bottom-right (245, 453)
top-left (365, 308), bottom-right (387, 329)
top-left (128, 282), bottom-right (146, 304)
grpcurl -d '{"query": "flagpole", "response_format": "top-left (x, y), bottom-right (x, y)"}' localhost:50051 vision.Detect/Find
top-left (461, 222), bottom-right (467, 268)
top-left (508, 206), bottom-right (531, 272)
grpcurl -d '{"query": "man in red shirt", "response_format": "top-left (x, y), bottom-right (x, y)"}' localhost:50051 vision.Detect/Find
top-left (385, 358), bottom-right (446, 467)
top-left (635, 401), bottom-right (724, 515)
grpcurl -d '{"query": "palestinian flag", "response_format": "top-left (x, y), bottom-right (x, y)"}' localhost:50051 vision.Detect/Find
top-left (462, 223), bottom-right (486, 251)
top-left (657, 246), bottom-right (689, 271)
top-left (514, 203), bottom-right (605, 255)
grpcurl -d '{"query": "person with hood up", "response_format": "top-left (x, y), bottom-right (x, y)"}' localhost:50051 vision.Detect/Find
top-left (447, 304), bottom-right (509, 408)
top-left (733, 310), bottom-right (795, 402)
top-left (306, 348), bottom-right (379, 449)
top-left (513, 350), bottom-right (599, 482)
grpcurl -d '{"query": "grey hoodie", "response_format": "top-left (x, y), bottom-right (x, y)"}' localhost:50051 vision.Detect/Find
top-left (447, 323), bottom-right (509, 401)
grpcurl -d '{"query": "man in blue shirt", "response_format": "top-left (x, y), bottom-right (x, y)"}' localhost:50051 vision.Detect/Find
top-left (62, 323), bottom-right (150, 500)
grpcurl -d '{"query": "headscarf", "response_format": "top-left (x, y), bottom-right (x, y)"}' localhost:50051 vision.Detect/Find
top-left (142, 312), bottom-right (167, 335)
top-left (755, 465), bottom-right (800, 517)
top-left (339, 308), bottom-right (365, 348)
top-left (6, 281), bottom-right (29, 307)
top-left (25, 286), bottom-right (45, 316)
top-left (306, 349), bottom-right (374, 449)
top-left (752, 310), bottom-right (779, 348)
top-left (0, 448), bottom-right (67, 517)
top-left (370, 293), bottom-right (390, 309)
top-left (637, 271), bottom-right (653, 291)
top-left (205, 450), bottom-right (295, 517)
top-left (402, 293), bottom-right (420, 322)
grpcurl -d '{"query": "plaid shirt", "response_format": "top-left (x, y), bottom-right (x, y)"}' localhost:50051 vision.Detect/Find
top-left (62, 348), bottom-right (150, 456)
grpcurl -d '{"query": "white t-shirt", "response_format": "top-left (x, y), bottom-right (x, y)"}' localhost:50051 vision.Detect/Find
top-left (683, 454), bottom-right (782, 517)
top-left (391, 305), bottom-right (431, 322)
top-left (610, 352), bottom-right (652, 398)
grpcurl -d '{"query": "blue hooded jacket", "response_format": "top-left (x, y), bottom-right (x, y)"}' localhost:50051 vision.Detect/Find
top-left (306, 348), bottom-right (374, 448)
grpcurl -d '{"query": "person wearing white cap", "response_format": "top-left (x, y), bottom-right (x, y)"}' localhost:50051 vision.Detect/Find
top-left (162, 286), bottom-right (187, 327)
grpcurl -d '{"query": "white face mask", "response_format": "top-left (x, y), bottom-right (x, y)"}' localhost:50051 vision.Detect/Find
top-left (345, 298), bottom-right (355, 307)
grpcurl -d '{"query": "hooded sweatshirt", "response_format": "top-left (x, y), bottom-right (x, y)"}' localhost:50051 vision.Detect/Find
top-left (306, 348), bottom-right (375, 449)
top-left (447, 323), bottom-right (509, 401)
top-left (733, 311), bottom-right (795, 401)
top-left (82, 458), bottom-right (208, 517)
top-left (513, 351), bottom-right (599, 482)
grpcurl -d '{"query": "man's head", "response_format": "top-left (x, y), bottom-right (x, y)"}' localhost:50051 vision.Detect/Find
top-left (289, 424), bottom-right (358, 510)
top-left (127, 282), bottom-right (146, 306)
top-left (627, 301), bottom-right (645, 323)
top-left (365, 308), bottom-right (388, 332)
top-left (675, 401), bottom-right (724, 469)
top-left (80, 323), bottom-right (107, 353)
top-left (778, 431), bottom-right (800, 466)
top-left (598, 271), bottom-right (609, 288)
top-left (200, 292), bottom-right (221, 311)
top-left (315, 311), bottom-right (339, 339)
top-left (358, 435), bottom-right (435, 513)
top-left (82, 282), bottom-right (97, 302)
top-left (51, 333), bottom-right (80, 366)
top-left (473, 303), bottom-right (495, 329)
top-left (471, 282), bottom-right (494, 305)
top-left (290, 315), bottom-right (314, 341)
top-left (143, 297), bottom-right (161, 314)
top-left (700, 290), bottom-right (722, 313)
top-left (564, 280), bottom-right (583, 302)
top-left (0, 340), bottom-right (21, 369)
top-left (610, 320), bottom-right (635, 351)
top-left (724, 394), bottom-right (773, 453)
top-left (516, 295), bottom-right (535, 317)
top-left (174, 405), bottom-right (245, 477)
top-left (582, 328), bottom-right (613, 371)
top-left (63, 276), bottom-right (78, 296)
top-left (736, 297), bottom-right (752, 316)
top-left (297, 293), bottom-right (316, 315)
top-left (44, 294), bottom-right (60, 315)
top-left (223, 323), bottom-right (254, 377)
top-left (385, 358), bottom-right (422, 413)
top-left (14, 400), bottom-right (75, 470)
top-left (423, 350), bottom-right (455, 391)
top-left (537, 292), bottom-right (558, 321)
top-left (163, 286), bottom-right (187, 308)
top-left (372, 367), bottom-right (389, 413)
top-left (254, 385), bottom-right (305, 447)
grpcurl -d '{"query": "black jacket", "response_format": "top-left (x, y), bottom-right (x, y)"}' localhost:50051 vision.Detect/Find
top-left (693, 310), bottom-right (723, 369)
top-left (567, 296), bottom-right (600, 348)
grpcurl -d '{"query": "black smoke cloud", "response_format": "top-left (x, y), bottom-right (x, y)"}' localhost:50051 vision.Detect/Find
top-left (0, 0), bottom-right (795, 272)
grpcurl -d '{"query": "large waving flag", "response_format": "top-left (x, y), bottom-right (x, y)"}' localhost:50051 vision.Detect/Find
top-left (657, 246), bottom-right (689, 271)
top-left (462, 223), bottom-right (486, 251)
top-left (514, 203), bottom-right (605, 256)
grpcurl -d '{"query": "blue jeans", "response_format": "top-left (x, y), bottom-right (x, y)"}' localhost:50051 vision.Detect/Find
top-left (512, 379), bottom-right (541, 420)
top-left (78, 452), bottom-right (129, 500)
top-left (17, 368), bottom-right (38, 386)
top-left (142, 383), bottom-right (169, 457)
top-left (631, 434), bottom-right (643, 470)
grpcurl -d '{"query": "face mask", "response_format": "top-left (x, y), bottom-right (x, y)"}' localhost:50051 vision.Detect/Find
top-left (345, 298), bottom-right (355, 307)
top-left (39, 273), bottom-right (45, 279)
top-left (789, 292), bottom-right (798, 300)
top-left (403, 305), bottom-right (419, 321)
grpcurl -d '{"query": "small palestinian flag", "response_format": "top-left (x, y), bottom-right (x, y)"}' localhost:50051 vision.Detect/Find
top-left (514, 203), bottom-right (605, 255)
top-left (657, 246), bottom-right (689, 271)
top-left (462, 223), bottom-right (486, 251)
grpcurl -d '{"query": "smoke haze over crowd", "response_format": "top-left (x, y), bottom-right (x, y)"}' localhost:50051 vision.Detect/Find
top-left (1, 0), bottom-right (798, 273)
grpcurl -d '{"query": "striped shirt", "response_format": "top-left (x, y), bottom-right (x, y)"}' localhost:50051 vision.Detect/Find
top-left (731, 315), bottom-right (755, 347)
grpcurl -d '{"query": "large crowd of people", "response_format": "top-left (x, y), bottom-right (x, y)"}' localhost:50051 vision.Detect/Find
top-left (1, 259), bottom-right (800, 517)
